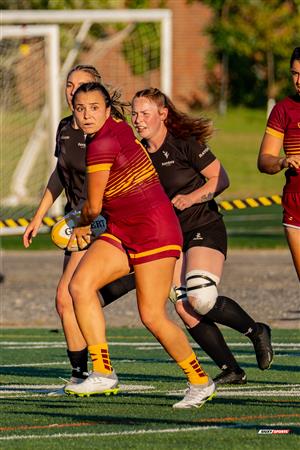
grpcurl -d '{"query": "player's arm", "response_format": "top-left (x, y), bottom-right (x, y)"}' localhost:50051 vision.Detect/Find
top-left (172, 160), bottom-right (229, 211)
top-left (23, 166), bottom-right (63, 247)
top-left (69, 170), bottom-right (110, 250)
top-left (258, 132), bottom-right (300, 172)
top-left (257, 132), bottom-right (287, 174)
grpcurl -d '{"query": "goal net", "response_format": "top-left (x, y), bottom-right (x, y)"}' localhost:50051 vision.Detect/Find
top-left (1, 10), bottom-right (172, 234)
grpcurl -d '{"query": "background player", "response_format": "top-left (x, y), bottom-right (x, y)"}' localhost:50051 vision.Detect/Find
top-left (258, 47), bottom-right (300, 281)
top-left (23, 66), bottom-right (135, 395)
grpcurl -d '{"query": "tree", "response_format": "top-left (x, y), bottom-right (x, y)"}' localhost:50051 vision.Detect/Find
top-left (191, 0), bottom-right (300, 110)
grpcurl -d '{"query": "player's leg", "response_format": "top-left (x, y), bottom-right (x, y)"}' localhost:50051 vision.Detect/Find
top-left (172, 249), bottom-right (246, 384)
top-left (48, 250), bottom-right (91, 396)
top-left (66, 239), bottom-right (130, 396)
top-left (185, 246), bottom-right (273, 370)
top-left (284, 227), bottom-right (300, 281)
top-left (134, 257), bottom-right (216, 409)
top-left (100, 272), bottom-right (136, 306)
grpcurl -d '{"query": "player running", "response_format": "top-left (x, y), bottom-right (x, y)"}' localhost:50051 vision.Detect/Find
top-left (131, 88), bottom-right (273, 390)
top-left (23, 66), bottom-right (135, 395)
top-left (65, 82), bottom-right (217, 409)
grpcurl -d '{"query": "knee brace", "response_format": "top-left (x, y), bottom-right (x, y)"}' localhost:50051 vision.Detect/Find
top-left (169, 286), bottom-right (187, 304)
top-left (186, 270), bottom-right (220, 315)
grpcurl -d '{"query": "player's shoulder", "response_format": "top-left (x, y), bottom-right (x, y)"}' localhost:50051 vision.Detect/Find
top-left (57, 115), bottom-right (73, 133)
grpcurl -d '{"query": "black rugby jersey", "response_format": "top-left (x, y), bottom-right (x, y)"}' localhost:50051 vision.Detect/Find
top-left (54, 115), bottom-right (87, 213)
top-left (144, 133), bottom-right (222, 232)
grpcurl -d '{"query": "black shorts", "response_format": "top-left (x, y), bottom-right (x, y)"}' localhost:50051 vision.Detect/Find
top-left (182, 219), bottom-right (227, 258)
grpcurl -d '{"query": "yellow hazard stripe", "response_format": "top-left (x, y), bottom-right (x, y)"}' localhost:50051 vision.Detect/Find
top-left (217, 195), bottom-right (281, 211)
top-left (0, 195), bottom-right (283, 228)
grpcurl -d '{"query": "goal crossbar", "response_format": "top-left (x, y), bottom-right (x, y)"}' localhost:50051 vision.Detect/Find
top-left (1, 9), bottom-right (173, 96)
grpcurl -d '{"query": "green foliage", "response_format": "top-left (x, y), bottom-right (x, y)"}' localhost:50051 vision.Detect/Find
top-left (194, 0), bottom-right (300, 105)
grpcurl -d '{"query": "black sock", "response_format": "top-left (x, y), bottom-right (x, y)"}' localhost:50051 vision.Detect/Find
top-left (100, 273), bottom-right (135, 306)
top-left (187, 318), bottom-right (241, 371)
top-left (67, 347), bottom-right (88, 379)
top-left (204, 296), bottom-right (258, 335)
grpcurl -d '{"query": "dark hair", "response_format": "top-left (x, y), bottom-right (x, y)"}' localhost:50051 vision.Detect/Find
top-left (67, 64), bottom-right (102, 83)
top-left (290, 47), bottom-right (300, 67)
top-left (132, 88), bottom-right (213, 143)
top-left (72, 82), bottom-right (129, 121)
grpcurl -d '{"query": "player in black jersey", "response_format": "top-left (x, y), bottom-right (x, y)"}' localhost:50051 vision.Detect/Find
top-left (23, 66), bottom-right (135, 395)
top-left (132, 88), bottom-right (274, 385)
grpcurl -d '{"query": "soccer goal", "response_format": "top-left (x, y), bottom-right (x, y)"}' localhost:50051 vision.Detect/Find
top-left (1, 9), bottom-right (172, 235)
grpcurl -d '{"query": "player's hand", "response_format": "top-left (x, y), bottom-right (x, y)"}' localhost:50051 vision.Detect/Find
top-left (285, 155), bottom-right (300, 169)
top-left (171, 194), bottom-right (194, 211)
top-left (67, 225), bottom-right (92, 251)
top-left (23, 217), bottom-right (42, 248)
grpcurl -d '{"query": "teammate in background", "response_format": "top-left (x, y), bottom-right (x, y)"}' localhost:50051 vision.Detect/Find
top-left (65, 82), bottom-right (216, 409)
top-left (258, 47), bottom-right (300, 281)
top-left (131, 88), bottom-right (274, 385)
top-left (23, 66), bottom-right (135, 395)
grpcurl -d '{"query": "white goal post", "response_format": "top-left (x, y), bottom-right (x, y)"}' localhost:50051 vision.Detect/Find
top-left (1, 9), bottom-right (172, 236)
top-left (2, 9), bottom-right (172, 96)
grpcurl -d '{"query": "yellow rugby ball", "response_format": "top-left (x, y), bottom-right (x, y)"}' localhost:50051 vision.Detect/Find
top-left (51, 210), bottom-right (107, 251)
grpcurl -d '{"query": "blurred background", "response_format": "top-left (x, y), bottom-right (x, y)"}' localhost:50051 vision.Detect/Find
top-left (1, 0), bottom-right (300, 249)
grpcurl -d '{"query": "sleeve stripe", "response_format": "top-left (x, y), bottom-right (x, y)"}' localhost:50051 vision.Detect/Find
top-left (266, 126), bottom-right (284, 139)
top-left (87, 163), bottom-right (112, 173)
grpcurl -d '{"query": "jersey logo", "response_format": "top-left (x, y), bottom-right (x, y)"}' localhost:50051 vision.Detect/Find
top-left (162, 150), bottom-right (169, 159)
top-left (298, 122), bottom-right (300, 128)
top-left (193, 232), bottom-right (203, 241)
top-left (198, 147), bottom-right (209, 158)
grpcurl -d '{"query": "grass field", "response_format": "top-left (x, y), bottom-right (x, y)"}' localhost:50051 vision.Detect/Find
top-left (0, 328), bottom-right (299, 449)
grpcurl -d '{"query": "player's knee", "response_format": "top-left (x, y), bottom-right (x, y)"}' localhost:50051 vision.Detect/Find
top-left (186, 270), bottom-right (220, 315)
top-left (56, 283), bottom-right (72, 317)
top-left (139, 307), bottom-right (161, 332)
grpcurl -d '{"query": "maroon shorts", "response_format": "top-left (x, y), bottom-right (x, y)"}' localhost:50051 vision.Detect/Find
top-left (98, 202), bottom-right (183, 265)
top-left (282, 192), bottom-right (300, 228)
top-left (282, 169), bottom-right (300, 228)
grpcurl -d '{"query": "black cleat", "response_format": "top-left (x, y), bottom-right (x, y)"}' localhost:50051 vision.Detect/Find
top-left (251, 323), bottom-right (274, 370)
top-left (213, 368), bottom-right (247, 385)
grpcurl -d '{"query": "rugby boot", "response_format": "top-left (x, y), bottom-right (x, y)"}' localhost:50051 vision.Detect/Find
top-left (213, 368), bottom-right (247, 385)
top-left (48, 375), bottom-right (87, 397)
top-left (65, 370), bottom-right (119, 397)
top-left (173, 379), bottom-right (216, 409)
top-left (250, 323), bottom-right (274, 370)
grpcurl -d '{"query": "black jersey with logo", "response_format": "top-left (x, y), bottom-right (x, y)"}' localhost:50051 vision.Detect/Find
top-left (144, 133), bottom-right (222, 232)
top-left (55, 116), bottom-right (87, 213)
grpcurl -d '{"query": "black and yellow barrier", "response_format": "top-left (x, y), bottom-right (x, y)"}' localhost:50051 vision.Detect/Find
top-left (0, 194), bottom-right (282, 235)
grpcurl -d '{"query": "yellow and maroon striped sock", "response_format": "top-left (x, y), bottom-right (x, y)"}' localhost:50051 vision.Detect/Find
top-left (178, 352), bottom-right (209, 384)
top-left (88, 343), bottom-right (113, 374)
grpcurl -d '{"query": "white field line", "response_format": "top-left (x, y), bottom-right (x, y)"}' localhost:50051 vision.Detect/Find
top-left (0, 426), bottom-right (223, 441)
top-left (0, 384), bottom-right (299, 398)
top-left (1, 341), bottom-right (300, 348)
top-left (0, 352), bottom-right (298, 368)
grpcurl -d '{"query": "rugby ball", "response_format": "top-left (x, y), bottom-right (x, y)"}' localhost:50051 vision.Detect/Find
top-left (51, 210), bottom-right (107, 251)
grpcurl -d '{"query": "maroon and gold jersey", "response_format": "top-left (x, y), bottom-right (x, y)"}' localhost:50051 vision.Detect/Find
top-left (86, 116), bottom-right (165, 218)
top-left (266, 95), bottom-right (300, 157)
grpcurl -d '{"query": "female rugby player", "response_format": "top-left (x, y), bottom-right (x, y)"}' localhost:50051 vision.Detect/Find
top-left (23, 66), bottom-right (135, 395)
top-left (258, 47), bottom-right (300, 281)
top-left (65, 82), bottom-right (216, 409)
top-left (131, 88), bottom-right (274, 384)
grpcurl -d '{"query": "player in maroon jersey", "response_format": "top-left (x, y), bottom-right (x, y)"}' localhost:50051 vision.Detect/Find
top-left (23, 66), bottom-right (135, 396)
top-left (65, 82), bottom-right (217, 409)
top-left (258, 47), bottom-right (300, 281)
top-left (131, 88), bottom-right (273, 387)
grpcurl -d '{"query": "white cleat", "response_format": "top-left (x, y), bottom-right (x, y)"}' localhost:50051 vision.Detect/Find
top-left (48, 376), bottom-right (86, 397)
top-left (173, 379), bottom-right (216, 409)
top-left (64, 370), bottom-right (119, 397)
